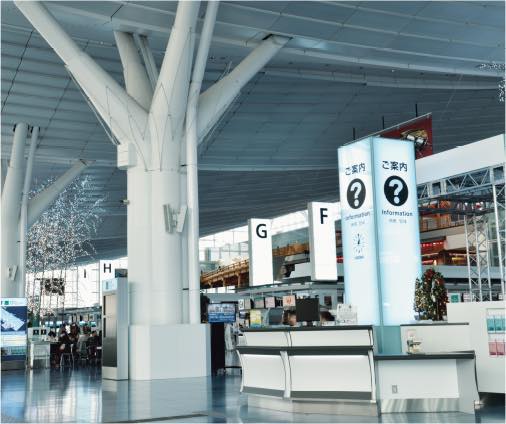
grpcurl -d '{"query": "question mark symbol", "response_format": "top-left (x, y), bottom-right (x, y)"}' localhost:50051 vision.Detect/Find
top-left (350, 181), bottom-right (362, 207)
top-left (389, 178), bottom-right (403, 204)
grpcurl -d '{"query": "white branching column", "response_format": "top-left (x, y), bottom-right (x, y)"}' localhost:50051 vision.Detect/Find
top-left (16, 0), bottom-right (289, 380)
top-left (1, 123), bottom-right (89, 298)
top-left (2, 123), bottom-right (28, 298)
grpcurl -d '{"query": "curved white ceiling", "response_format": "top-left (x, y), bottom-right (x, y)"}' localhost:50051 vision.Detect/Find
top-left (1, 1), bottom-right (504, 260)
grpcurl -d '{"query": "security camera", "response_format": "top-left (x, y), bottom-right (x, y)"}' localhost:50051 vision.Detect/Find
top-left (120, 199), bottom-right (130, 206)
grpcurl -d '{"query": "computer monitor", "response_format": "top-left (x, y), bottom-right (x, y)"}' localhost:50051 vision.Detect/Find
top-left (296, 298), bottom-right (320, 322)
top-left (267, 308), bottom-right (284, 325)
top-left (265, 297), bottom-right (276, 309)
top-left (208, 303), bottom-right (236, 323)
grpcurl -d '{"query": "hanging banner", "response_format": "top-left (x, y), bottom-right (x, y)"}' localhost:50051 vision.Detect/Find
top-left (308, 202), bottom-right (338, 281)
top-left (248, 219), bottom-right (273, 286)
top-left (337, 139), bottom-right (381, 324)
top-left (372, 137), bottom-right (421, 325)
top-left (338, 137), bottom-right (421, 325)
top-left (379, 114), bottom-right (433, 159)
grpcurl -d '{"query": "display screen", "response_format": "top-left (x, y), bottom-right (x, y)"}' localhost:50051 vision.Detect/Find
top-left (296, 298), bottom-right (320, 322)
top-left (208, 303), bottom-right (236, 323)
top-left (268, 308), bottom-right (284, 325)
top-left (265, 297), bottom-right (276, 308)
top-left (1, 298), bottom-right (28, 361)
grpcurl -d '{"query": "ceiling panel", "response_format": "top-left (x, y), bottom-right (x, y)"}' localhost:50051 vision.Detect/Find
top-left (1, 0), bottom-right (504, 258)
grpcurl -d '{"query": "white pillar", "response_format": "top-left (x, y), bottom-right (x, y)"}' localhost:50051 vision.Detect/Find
top-left (18, 126), bottom-right (39, 297)
top-left (186, 1), bottom-right (219, 324)
top-left (144, 0), bottom-right (199, 327)
top-left (16, 0), bottom-right (289, 380)
top-left (1, 123), bottom-right (28, 298)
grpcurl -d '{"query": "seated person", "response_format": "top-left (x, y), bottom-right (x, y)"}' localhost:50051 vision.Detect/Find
top-left (47, 330), bottom-right (58, 342)
top-left (56, 330), bottom-right (73, 366)
top-left (320, 310), bottom-right (335, 323)
top-left (87, 331), bottom-right (100, 360)
top-left (283, 310), bottom-right (297, 327)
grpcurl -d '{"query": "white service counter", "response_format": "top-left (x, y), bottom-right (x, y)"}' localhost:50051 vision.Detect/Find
top-left (238, 326), bottom-right (479, 416)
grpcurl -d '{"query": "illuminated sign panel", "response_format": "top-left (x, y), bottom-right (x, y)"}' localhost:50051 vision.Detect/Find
top-left (308, 202), bottom-right (338, 281)
top-left (338, 139), bottom-right (380, 324)
top-left (338, 137), bottom-right (421, 325)
top-left (372, 138), bottom-right (421, 325)
top-left (248, 219), bottom-right (274, 286)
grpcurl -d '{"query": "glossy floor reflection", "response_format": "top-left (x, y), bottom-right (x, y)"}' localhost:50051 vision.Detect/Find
top-left (2, 367), bottom-right (101, 423)
top-left (2, 368), bottom-right (504, 423)
top-left (103, 372), bottom-right (504, 423)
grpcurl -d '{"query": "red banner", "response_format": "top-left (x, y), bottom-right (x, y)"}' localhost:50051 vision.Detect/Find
top-left (379, 114), bottom-right (433, 159)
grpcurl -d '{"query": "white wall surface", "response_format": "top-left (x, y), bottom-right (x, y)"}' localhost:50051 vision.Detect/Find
top-left (400, 324), bottom-right (471, 354)
top-left (377, 359), bottom-right (459, 399)
top-left (290, 329), bottom-right (372, 347)
top-left (241, 354), bottom-right (285, 391)
top-left (447, 301), bottom-right (506, 393)
top-left (290, 355), bottom-right (372, 392)
top-left (244, 331), bottom-right (289, 347)
top-left (129, 323), bottom-right (210, 380)
top-left (416, 134), bottom-right (505, 184)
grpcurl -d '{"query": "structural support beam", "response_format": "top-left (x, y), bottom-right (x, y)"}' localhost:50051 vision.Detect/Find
top-left (14, 1), bottom-right (149, 150)
top-left (19, 126), bottom-right (39, 296)
top-left (134, 34), bottom-right (159, 90)
top-left (197, 35), bottom-right (290, 141)
top-left (113, 31), bottom-right (153, 110)
top-left (27, 159), bottom-right (90, 227)
top-left (186, 1), bottom-right (219, 324)
top-left (149, 1), bottom-right (199, 170)
top-left (1, 123), bottom-right (28, 298)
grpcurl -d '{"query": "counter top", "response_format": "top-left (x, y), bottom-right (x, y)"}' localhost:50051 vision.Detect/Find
top-left (237, 345), bottom-right (372, 355)
top-left (375, 351), bottom-right (475, 360)
top-left (400, 322), bottom-right (469, 327)
top-left (243, 325), bottom-right (373, 332)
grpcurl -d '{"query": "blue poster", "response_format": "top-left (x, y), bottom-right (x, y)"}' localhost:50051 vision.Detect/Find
top-left (1, 298), bottom-right (28, 361)
top-left (208, 303), bottom-right (236, 323)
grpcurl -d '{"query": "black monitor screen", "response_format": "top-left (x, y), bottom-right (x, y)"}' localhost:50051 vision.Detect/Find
top-left (268, 308), bottom-right (284, 325)
top-left (296, 298), bottom-right (320, 322)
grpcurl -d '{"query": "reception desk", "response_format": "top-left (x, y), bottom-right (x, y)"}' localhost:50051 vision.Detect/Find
top-left (238, 326), bottom-right (479, 416)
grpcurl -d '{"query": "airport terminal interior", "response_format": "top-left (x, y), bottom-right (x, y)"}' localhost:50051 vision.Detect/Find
top-left (1, 1), bottom-right (505, 423)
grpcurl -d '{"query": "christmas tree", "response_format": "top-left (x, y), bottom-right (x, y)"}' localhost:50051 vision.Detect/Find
top-left (414, 268), bottom-right (448, 321)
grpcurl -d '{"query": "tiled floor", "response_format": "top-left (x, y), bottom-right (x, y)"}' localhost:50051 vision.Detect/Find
top-left (1, 367), bottom-right (101, 423)
top-left (2, 368), bottom-right (504, 423)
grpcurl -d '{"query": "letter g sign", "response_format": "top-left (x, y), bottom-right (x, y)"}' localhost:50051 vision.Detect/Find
top-left (256, 223), bottom-right (267, 239)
